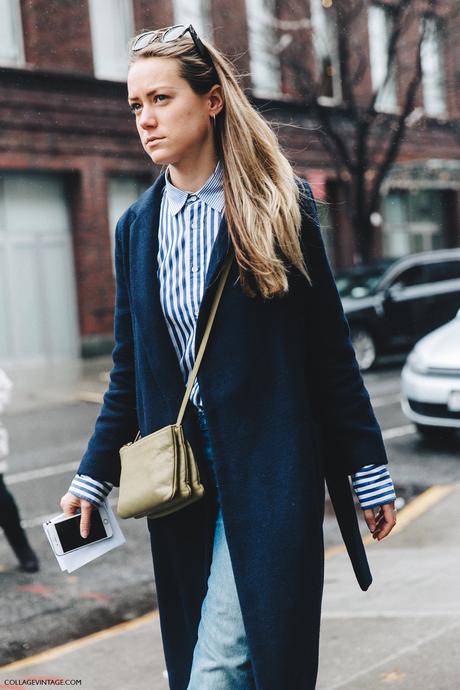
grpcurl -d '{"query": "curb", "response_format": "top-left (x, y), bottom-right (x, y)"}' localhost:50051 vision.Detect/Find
top-left (0, 612), bottom-right (159, 672)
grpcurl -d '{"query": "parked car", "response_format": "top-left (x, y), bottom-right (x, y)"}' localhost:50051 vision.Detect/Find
top-left (335, 248), bottom-right (460, 370)
top-left (401, 309), bottom-right (460, 437)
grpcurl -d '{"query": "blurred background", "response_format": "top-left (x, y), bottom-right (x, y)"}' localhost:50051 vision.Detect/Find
top-left (0, 0), bottom-right (459, 372)
top-left (0, 1), bottom-right (459, 688)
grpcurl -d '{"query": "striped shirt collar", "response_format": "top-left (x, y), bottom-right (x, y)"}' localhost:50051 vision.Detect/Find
top-left (163, 159), bottom-right (224, 216)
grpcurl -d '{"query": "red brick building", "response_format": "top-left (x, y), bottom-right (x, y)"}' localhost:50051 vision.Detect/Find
top-left (0, 0), bottom-right (459, 363)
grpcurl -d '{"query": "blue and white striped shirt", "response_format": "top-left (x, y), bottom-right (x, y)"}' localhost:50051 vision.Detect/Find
top-left (157, 159), bottom-right (224, 410)
top-left (69, 160), bottom-right (396, 512)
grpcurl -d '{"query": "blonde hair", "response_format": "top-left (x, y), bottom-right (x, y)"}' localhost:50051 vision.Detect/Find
top-left (128, 32), bottom-right (312, 298)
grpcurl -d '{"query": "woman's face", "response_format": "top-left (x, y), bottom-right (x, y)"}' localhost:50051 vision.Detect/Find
top-left (127, 56), bottom-right (221, 166)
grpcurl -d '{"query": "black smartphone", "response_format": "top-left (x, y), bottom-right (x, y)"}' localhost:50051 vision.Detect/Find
top-left (46, 505), bottom-right (112, 555)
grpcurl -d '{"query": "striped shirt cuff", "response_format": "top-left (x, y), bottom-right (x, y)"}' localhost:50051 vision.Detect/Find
top-left (68, 474), bottom-right (113, 507)
top-left (351, 464), bottom-right (396, 510)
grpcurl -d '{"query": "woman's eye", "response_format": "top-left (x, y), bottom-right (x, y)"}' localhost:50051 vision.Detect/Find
top-left (128, 95), bottom-right (168, 114)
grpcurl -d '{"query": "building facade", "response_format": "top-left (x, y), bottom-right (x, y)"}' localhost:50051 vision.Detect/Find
top-left (1, 0), bottom-right (459, 364)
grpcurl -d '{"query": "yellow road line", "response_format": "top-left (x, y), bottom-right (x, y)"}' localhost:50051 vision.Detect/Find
top-left (363, 483), bottom-right (454, 544)
top-left (325, 483), bottom-right (455, 558)
top-left (0, 611), bottom-right (159, 671)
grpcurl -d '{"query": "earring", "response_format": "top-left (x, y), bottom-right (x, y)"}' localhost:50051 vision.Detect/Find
top-left (211, 114), bottom-right (216, 129)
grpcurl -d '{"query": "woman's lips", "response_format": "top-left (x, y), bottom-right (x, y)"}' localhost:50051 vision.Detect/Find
top-left (146, 138), bottom-right (164, 146)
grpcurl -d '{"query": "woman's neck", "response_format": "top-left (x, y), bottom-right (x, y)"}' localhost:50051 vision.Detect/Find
top-left (167, 156), bottom-right (219, 193)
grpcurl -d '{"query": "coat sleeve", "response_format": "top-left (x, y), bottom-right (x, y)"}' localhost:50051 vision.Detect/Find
top-left (298, 179), bottom-right (389, 476)
top-left (68, 473), bottom-right (113, 506)
top-left (76, 211), bottom-right (139, 486)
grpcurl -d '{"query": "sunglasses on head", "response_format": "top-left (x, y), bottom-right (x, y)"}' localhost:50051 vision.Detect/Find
top-left (131, 24), bottom-right (217, 76)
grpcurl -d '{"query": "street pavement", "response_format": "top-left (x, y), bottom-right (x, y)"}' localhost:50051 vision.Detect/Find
top-left (1, 357), bottom-right (459, 689)
top-left (1, 479), bottom-right (458, 689)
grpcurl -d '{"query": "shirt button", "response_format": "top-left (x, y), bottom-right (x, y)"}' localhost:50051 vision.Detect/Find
top-left (189, 194), bottom-right (197, 202)
top-left (191, 265), bottom-right (199, 273)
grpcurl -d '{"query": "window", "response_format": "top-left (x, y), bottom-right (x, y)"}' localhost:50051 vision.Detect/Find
top-left (310, 0), bottom-right (342, 102)
top-left (335, 266), bottom-right (388, 300)
top-left (245, 0), bottom-right (282, 97)
top-left (172, 0), bottom-right (213, 40)
top-left (382, 189), bottom-right (445, 256)
top-left (368, 4), bottom-right (398, 111)
top-left (425, 261), bottom-right (460, 283)
top-left (391, 265), bottom-right (426, 288)
top-left (88, 0), bottom-right (134, 81)
top-left (0, 0), bottom-right (24, 66)
top-left (421, 16), bottom-right (447, 117)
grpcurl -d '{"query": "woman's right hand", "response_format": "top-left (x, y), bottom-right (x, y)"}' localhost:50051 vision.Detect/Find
top-left (60, 492), bottom-right (94, 538)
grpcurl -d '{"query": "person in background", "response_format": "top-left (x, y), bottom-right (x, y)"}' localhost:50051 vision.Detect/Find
top-left (0, 369), bottom-right (39, 573)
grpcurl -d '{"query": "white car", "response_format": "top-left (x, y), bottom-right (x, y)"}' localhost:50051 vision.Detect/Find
top-left (401, 308), bottom-right (460, 437)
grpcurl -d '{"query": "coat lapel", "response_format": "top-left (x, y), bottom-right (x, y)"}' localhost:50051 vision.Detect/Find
top-left (129, 172), bottom-right (185, 409)
top-left (128, 170), bottom-right (231, 410)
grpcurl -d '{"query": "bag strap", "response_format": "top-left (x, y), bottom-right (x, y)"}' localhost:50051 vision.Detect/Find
top-left (176, 249), bottom-right (234, 427)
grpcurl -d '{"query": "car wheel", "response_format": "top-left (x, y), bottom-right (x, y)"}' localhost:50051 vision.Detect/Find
top-left (350, 328), bottom-right (377, 371)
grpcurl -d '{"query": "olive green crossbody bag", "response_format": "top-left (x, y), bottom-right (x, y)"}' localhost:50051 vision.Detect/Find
top-left (117, 250), bottom-right (233, 521)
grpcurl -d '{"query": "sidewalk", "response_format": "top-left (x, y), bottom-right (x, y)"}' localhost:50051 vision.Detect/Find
top-left (317, 482), bottom-right (460, 689)
top-left (4, 357), bottom-right (112, 413)
top-left (1, 481), bottom-right (459, 689)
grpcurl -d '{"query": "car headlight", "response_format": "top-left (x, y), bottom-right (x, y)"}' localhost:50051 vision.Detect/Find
top-left (406, 349), bottom-right (428, 375)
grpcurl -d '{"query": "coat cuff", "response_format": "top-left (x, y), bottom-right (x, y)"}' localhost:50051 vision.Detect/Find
top-left (351, 464), bottom-right (396, 510)
top-left (68, 474), bottom-right (113, 507)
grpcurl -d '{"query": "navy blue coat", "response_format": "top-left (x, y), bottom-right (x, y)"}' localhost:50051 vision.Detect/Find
top-left (78, 172), bottom-right (389, 689)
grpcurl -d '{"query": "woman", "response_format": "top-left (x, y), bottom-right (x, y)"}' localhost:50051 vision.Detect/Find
top-left (0, 369), bottom-right (39, 573)
top-left (60, 25), bottom-right (397, 690)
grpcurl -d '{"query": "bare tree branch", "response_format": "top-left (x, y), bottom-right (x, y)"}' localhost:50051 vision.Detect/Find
top-left (257, 0), bottom-right (460, 260)
top-left (367, 14), bottom-right (427, 213)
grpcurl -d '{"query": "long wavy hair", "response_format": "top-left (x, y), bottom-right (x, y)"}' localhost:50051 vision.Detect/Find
top-left (128, 31), bottom-right (312, 299)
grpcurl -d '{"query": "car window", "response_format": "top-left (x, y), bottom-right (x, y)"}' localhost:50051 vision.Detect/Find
top-left (390, 265), bottom-right (426, 288)
top-left (424, 260), bottom-right (460, 283)
top-left (335, 266), bottom-right (389, 298)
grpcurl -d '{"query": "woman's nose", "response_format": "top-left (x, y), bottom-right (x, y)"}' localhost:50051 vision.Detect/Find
top-left (139, 106), bottom-right (157, 130)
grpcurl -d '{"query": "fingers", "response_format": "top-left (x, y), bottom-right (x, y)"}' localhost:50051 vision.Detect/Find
top-left (363, 502), bottom-right (397, 541)
top-left (59, 493), bottom-right (93, 538)
top-left (60, 492), bottom-right (80, 516)
top-left (79, 500), bottom-right (93, 539)
top-left (374, 503), bottom-right (397, 540)
top-left (364, 507), bottom-right (377, 534)
top-left (376, 502), bottom-right (397, 540)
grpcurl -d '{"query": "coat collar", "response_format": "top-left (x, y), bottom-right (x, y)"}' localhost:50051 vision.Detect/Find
top-left (128, 170), bottom-right (231, 414)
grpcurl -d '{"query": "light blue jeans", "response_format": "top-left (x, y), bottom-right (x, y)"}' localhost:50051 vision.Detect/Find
top-left (186, 407), bottom-right (256, 690)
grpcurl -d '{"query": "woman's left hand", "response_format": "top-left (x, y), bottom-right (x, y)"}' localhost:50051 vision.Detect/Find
top-left (363, 501), bottom-right (397, 541)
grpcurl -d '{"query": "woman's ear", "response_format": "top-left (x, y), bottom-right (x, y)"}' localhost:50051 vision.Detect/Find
top-left (208, 84), bottom-right (224, 117)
